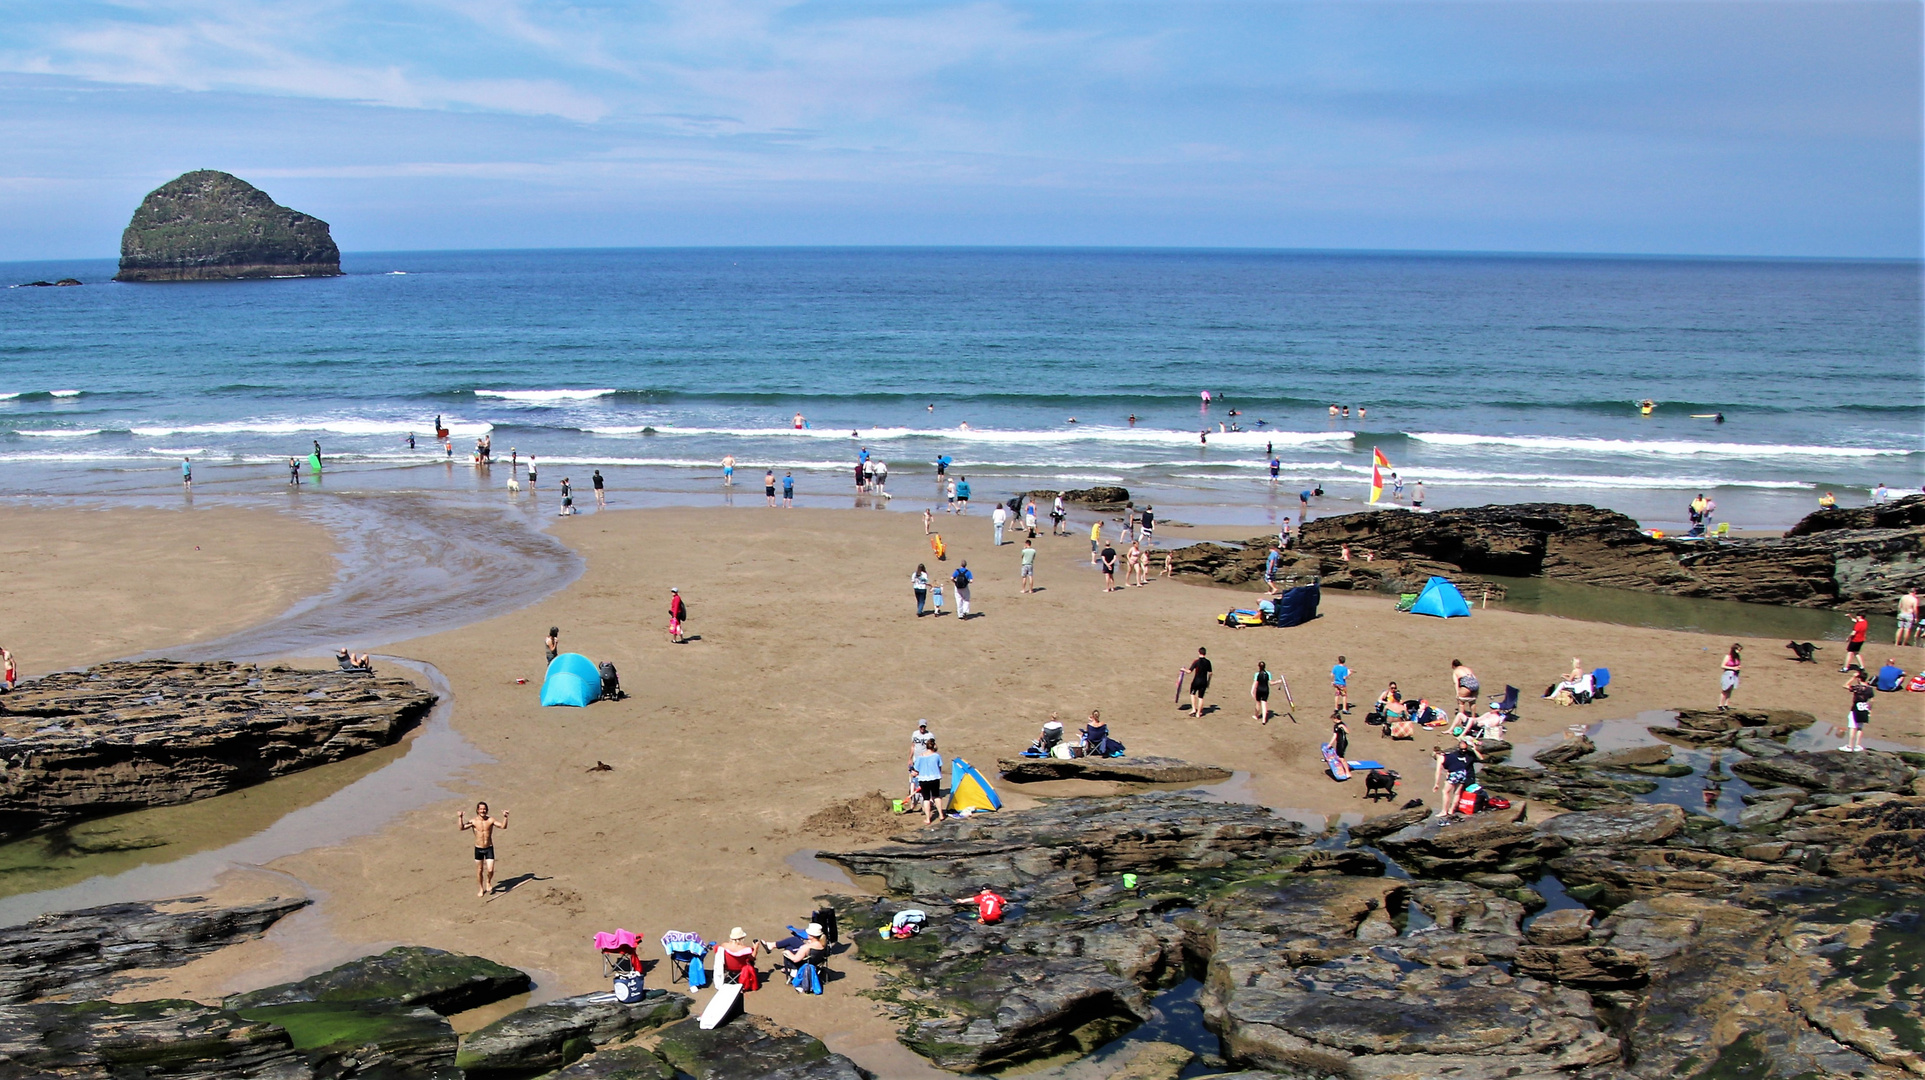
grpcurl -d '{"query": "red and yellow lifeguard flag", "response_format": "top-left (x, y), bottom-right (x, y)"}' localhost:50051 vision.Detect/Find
top-left (1370, 447), bottom-right (1390, 504)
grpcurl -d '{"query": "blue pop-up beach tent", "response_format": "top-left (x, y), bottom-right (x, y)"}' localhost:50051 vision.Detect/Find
top-left (1409, 576), bottom-right (1472, 619)
top-left (540, 652), bottom-right (603, 707)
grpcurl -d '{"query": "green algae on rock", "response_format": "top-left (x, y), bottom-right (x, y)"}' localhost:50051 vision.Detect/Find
top-left (115, 171), bottom-right (341, 282)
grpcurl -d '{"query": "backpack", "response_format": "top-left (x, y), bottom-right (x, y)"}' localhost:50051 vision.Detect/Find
top-left (952, 568), bottom-right (969, 588)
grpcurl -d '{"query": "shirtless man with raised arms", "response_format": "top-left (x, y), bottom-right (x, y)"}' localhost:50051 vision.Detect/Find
top-left (458, 802), bottom-right (509, 896)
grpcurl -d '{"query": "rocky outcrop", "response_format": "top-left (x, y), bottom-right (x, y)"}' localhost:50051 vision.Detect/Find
top-left (1167, 496), bottom-right (1925, 609)
top-left (650, 1014), bottom-right (872, 1080)
top-left (818, 761), bottom-right (1925, 1080)
top-left (225, 945), bottom-right (530, 1015)
top-left (996, 756), bottom-right (1232, 785)
top-left (0, 998), bottom-right (306, 1079)
top-left (455, 992), bottom-right (689, 1078)
top-left (0, 895), bottom-right (307, 1004)
top-left (16, 279), bottom-right (82, 287)
top-left (1027, 486), bottom-right (1131, 507)
top-left (0, 660), bottom-right (436, 841)
top-left (1729, 748), bottom-right (1915, 795)
top-left (1650, 707), bottom-right (1814, 748)
top-left (115, 171), bottom-right (341, 282)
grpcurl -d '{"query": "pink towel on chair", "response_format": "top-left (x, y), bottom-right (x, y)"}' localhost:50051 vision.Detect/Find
top-left (595, 928), bottom-right (640, 952)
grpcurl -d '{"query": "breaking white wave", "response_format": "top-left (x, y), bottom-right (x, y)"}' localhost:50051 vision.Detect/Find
top-left (131, 418), bottom-right (492, 438)
top-left (587, 424), bottom-right (1352, 448)
top-left (1407, 431), bottom-right (1911, 459)
top-left (16, 428), bottom-right (100, 437)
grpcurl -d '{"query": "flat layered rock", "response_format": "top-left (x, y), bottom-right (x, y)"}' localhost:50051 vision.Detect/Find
top-left (225, 945), bottom-right (530, 1015)
top-left (0, 660), bottom-right (436, 841)
top-left (1536, 804), bottom-right (1685, 846)
top-left (0, 998), bottom-right (303, 1079)
top-left (1730, 749), bottom-right (1915, 795)
top-left (0, 895), bottom-right (307, 1004)
top-left (456, 991), bottom-right (689, 1078)
top-left (996, 756), bottom-right (1232, 785)
top-left (819, 791), bottom-right (1311, 896)
top-left (651, 1013), bottom-right (873, 1080)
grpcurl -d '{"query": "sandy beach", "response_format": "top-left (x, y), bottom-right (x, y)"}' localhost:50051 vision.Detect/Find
top-left (0, 505), bottom-right (336, 674)
top-left (12, 501), bottom-right (1889, 1073)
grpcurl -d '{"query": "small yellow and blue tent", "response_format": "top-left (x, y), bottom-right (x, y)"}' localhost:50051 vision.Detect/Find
top-left (541, 652), bottom-right (603, 707)
top-left (949, 758), bottom-right (1002, 813)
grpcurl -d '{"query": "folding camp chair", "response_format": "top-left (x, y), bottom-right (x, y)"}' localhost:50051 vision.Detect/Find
top-left (661, 931), bottom-right (712, 988)
top-left (1489, 685), bottom-right (1519, 717)
top-left (594, 929), bottom-right (640, 977)
top-left (1590, 668), bottom-right (1611, 699)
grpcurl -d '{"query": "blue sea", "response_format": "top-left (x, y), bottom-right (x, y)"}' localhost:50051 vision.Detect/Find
top-left (2, 248), bottom-right (1920, 529)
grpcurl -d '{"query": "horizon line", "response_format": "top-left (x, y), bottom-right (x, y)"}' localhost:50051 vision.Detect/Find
top-left (5, 243), bottom-right (1921, 267)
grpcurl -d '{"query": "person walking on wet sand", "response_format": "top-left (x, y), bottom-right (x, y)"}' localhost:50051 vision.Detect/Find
top-left (1251, 660), bottom-right (1273, 723)
top-left (765, 469), bottom-right (777, 507)
top-left (592, 469), bottom-right (606, 508)
top-left (1186, 647), bottom-right (1212, 717)
top-left (458, 802), bottom-right (509, 896)
top-left (181, 457), bottom-right (192, 489)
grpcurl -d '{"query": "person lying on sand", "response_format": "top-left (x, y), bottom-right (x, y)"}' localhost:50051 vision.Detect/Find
top-left (335, 647), bottom-right (372, 671)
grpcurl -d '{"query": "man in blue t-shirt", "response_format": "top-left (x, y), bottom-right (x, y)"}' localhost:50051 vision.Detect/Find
top-left (1264, 546), bottom-right (1283, 595)
top-left (912, 743), bottom-right (945, 823)
top-left (782, 471), bottom-right (794, 507)
top-left (1874, 659), bottom-right (1905, 692)
top-left (1332, 655), bottom-right (1350, 713)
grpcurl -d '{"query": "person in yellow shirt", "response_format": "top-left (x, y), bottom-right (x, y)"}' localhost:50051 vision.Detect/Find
top-left (1090, 520), bottom-right (1103, 566)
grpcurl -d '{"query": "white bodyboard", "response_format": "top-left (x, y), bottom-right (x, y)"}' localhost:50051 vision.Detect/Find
top-left (699, 983), bottom-right (742, 1030)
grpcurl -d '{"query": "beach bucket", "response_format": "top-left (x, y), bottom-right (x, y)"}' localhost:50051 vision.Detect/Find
top-left (1122, 873), bottom-right (1138, 890)
top-left (892, 799), bottom-right (905, 814)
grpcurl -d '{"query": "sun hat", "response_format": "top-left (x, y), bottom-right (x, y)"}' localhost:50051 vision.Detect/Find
top-left (806, 922), bottom-right (824, 938)
top-left (729, 927), bottom-right (747, 941)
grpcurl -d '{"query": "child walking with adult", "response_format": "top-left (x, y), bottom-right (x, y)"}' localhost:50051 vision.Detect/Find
top-left (912, 564), bottom-right (931, 614)
top-left (1718, 644), bottom-right (1742, 710)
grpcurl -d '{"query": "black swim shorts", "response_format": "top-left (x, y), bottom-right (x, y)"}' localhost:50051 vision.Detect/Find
top-left (917, 779), bottom-right (940, 800)
top-left (474, 846), bottom-right (495, 861)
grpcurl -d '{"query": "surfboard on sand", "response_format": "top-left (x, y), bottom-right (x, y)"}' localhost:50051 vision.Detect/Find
top-left (699, 983), bottom-right (742, 1029)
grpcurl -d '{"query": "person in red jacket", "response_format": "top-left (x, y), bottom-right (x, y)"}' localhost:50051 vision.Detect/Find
top-left (668, 588), bottom-right (688, 644)
top-left (956, 886), bottom-right (1006, 924)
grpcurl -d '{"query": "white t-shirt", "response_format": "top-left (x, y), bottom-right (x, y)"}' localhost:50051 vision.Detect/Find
top-left (912, 728), bottom-right (935, 750)
top-left (993, 507), bottom-right (1008, 525)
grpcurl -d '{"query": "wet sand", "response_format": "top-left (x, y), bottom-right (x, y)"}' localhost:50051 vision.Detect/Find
top-left (0, 505), bottom-right (336, 674)
top-left (29, 504), bottom-right (1921, 1073)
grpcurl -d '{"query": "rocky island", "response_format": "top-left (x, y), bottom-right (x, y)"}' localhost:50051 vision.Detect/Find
top-left (114, 170), bottom-right (341, 282)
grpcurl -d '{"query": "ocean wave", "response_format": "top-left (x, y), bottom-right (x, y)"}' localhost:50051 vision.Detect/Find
top-left (0, 393), bottom-right (18, 401)
top-left (474, 389), bottom-right (619, 402)
top-left (129, 418), bottom-right (493, 438)
top-left (15, 428), bottom-right (101, 437)
top-left (50, 390), bottom-right (82, 398)
top-left (147, 447), bottom-right (209, 455)
top-left (1169, 465), bottom-right (1811, 490)
top-left (587, 424), bottom-right (1352, 448)
top-left (1407, 432), bottom-right (1913, 459)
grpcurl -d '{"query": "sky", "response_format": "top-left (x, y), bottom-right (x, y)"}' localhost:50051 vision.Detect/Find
top-left (0, 1), bottom-right (1918, 260)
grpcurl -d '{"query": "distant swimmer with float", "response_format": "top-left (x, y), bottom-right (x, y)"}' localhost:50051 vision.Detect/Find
top-left (1637, 399), bottom-right (1657, 416)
